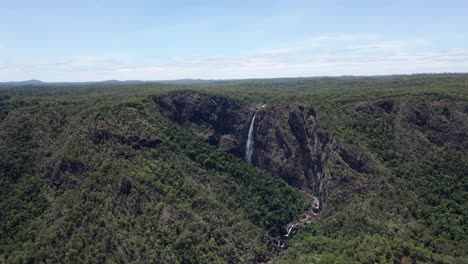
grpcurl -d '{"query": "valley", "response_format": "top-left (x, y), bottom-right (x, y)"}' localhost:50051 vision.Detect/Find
top-left (0, 74), bottom-right (467, 263)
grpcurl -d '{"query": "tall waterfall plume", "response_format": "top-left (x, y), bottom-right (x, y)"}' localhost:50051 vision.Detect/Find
top-left (245, 115), bottom-right (256, 163)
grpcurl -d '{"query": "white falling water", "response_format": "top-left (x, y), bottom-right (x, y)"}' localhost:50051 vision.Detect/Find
top-left (276, 240), bottom-right (286, 248)
top-left (245, 115), bottom-right (256, 163)
top-left (285, 224), bottom-right (293, 237)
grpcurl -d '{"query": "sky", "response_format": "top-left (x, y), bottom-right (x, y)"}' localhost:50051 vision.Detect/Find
top-left (1, 0), bottom-right (468, 81)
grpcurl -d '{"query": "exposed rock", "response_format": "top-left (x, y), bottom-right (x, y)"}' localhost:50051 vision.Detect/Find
top-left (375, 98), bottom-right (397, 113)
top-left (87, 121), bottom-right (162, 149)
top-left (353, 98), bottom-right (398, 115)
top-left (153, 92), bottom-right (246, 145)
top-left (132, 137), bottom-right (162, 150)
top-left (253, 109), bottom-right (301, 186)
top-left (403, 101), bottom-right (468, 151)
top-left (161, 206), bottom-right (180, 225)
top-left (389, 100), bottom-right (468, 159)
top-left (43, 158), bottom-right (90, 188)
top-left (337, 145), bottom-right (369, 174)
top-left (153, 92), bottom-right (376, 214)
top-left (250, 104), bottom-right (374, 214)
top-left (255, 109), bottom-right (313, 189)
top-left (218, 134), bottom-right (241, 156)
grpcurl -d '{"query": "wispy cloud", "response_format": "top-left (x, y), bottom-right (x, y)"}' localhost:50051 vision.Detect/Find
top-left (1, 34), bottom-right (467, 81)
top-left (306, 34), bottom-right (381, 46)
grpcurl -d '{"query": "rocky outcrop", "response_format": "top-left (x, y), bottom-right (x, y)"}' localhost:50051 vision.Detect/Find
top-left (252, 106), bottom-right (374, 212)
top-left (351, 98), bottom-right (468, 161)
top-left (87, 120), bottom-right (162, 150)
top-left (400, 100), bottom-right (468, 152)
top-left (154, 92), bottom-right (247, 145)
top-left (43, 158), bottom-right (91, 188)
top-left (252, 106), bottom-right (328, 192)
top-left (218, 134), bottom-right (241, 156)
top-left (153, 92), bottom-right (376, 214)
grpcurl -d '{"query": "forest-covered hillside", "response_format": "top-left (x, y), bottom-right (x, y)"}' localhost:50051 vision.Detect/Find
top-left (0, 74), bottom-right (467, 263)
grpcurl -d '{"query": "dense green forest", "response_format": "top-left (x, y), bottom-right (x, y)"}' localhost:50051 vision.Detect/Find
top-left (0, 74), bottom-right (467, 263)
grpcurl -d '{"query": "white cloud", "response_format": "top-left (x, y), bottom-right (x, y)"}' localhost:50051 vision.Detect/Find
top-left (306, 34), bottom-right (381, 45)
top-left (1, 35), bottom-right (467, 81)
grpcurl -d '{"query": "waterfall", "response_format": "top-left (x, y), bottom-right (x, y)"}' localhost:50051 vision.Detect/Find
top-left (245, 115), bottom-right (256, 163)
top-left (276, 240), bottom-right (286, 248)
top-left (285, 224), bottom-right (293, 237)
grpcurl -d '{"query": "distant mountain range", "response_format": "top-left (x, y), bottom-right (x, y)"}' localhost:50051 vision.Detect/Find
top-left (1, 73), bottom-right (466, 87)
top-left (0, 79), bottom-right (153, 86)
top-left (0, 79), bottom-right (225, 87)
top-left (0, 79), bottom-right (47, 86)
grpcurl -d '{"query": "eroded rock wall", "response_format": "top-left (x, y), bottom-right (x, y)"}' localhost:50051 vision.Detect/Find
top-left (153, 92), bottom-right (375, 213)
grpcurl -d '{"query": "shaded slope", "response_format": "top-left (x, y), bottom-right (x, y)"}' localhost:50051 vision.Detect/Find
top-left (277, 96), bottom-right (468, 263)
top-left (0, 97), bottom-right (306, 263)
top-left (0, 74), bottom-right (466, 264)
top-left (153, 92), bottom-right (380, 219)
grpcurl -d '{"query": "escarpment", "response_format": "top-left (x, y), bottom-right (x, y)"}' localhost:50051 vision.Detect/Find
top-left (153, 92), bottom-right (376, 214)
top-left (2, 75), bottom-right (466, 263)
top-left (153, 92), bottom-right (247, 152)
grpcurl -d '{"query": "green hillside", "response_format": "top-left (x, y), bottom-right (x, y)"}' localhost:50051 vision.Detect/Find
top-left (0, 74), bottom-right (467, 263)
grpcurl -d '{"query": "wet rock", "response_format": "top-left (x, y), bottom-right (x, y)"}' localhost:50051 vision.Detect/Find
top-left (153, 92), bottom-right (376, 213)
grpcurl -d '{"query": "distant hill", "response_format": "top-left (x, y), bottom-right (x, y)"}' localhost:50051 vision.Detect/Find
top-left (0, 74), bottom-right (467, 263)
top-left (0, 79), bottom-right (47, 86)
top-left (0, 79), bottom-right (152, 87)
top-left (0, 79), bottom-right (229, 87)
top-left (2, 73), bottom-right (466, 87)
top-left (156, 79), bottom-right (225, 85)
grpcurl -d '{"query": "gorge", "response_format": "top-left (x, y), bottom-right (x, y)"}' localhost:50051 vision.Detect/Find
top-left (1, 74), bottom-right (466, 263)
top-left (154, 91), bottom-right (378, 219)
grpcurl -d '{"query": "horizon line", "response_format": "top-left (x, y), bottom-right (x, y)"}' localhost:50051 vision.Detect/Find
top-left (1, 72), bottom-right (467, 84)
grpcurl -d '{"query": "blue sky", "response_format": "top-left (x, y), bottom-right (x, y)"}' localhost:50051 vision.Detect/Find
top-left (1, 0), bottom-right (468, 81)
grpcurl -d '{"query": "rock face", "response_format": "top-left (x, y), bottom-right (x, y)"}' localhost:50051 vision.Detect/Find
top-left (252, 106), bottom-right (374, 212)
top-left (218, 134), bottom-right (241, 156)
top-left (351, 98), bottom-right (468, 161)
top-left (252, 107), bottom-right (326, 191)
top-left (400, 100), bottom-right (468, 152)
top-left (153, 92), bottom-right (375, 213)
top-left (154, 92), bottom-right (247, 145)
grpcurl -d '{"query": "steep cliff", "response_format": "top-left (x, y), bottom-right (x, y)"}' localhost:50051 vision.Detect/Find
top-left (0, 90), bottom-right (306, 263)
top-left (1, 75), bottom-right (466, 263)
top-left (154, 92), bottom-right (248, 154)
top-left (153, 92), bottom-right (377, 215)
